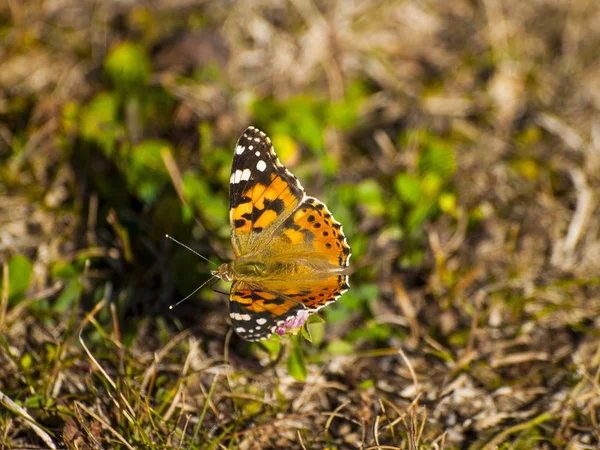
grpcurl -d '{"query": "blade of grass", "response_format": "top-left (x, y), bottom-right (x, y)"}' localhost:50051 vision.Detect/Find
top-left (75, 401), bottom-right (136, 450)
top-left (0, 389), bottom-right (57, 449)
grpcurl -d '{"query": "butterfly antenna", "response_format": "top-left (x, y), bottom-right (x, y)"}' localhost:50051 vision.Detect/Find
top-left (165, 234), bottom-right (218, 267)
top-left (169, 275), bottom-right (219, 309)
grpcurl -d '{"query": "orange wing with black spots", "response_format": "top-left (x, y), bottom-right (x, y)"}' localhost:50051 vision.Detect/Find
top-left (261, 274), bottom-right (350, 311)
top-left (229, 127), bottom-right (305, 257)
top-left (259, 196), bottom-right (351, 312)
top-left (274, 197), bottom-right (351, 269)
top-left (229, 281), bottom-right (305, 341)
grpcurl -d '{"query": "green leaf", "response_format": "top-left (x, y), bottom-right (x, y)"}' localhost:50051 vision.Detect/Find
top-left (2, 255), bottom-right (32, 303)
top-left (359, 379), bottom-right (375, 390)
top-left (324, 303), bottom-right (354, 324)
top-left (287, 343), bottom-right (307, 381)
top-left (53, 278), bottom-right (81, 312)
top-left (394, 173), bottom-right (423, 205)
top-left (61, 101), bottom-right (79, 135)
top-left (355, 284), bottom-right (379, 303)
top-left (271, 133), bottom-right (300, 166)
top-left (406, 200), bottom-right (436, 232)
top-left (327, 80), bottom-right (368, 129)
top-left (421, 172), bottom-right (443, 196)
top-left (126, 139), bottom-right (171, 203)
top-left (439, 192), bottom-right (457, 215)
top-left (341, 283), bottom-right (378, 310)
top-left (283, 97), bottom-right (324, 151)
top-left (307, 314), bottom-right (325, 325)
top-left (51, 261), bottom-right (78, 279)
top-left (347, 232), bottom-right (367, 259)
top-left (347, 322), bottom-right (392, 343)
top-left (79, 92), bottom-right (120, 156)
top-left (20, 353), bottom-right (33, 370)
top-left (104, 41), bottom-right (152, 91)
top-left (25, 395), bottom-right (53, 409)
top-left (301, 324), bottom-right (312, 342)
top-left (302, 316), bottom-right (325, 344)
top-left (250, 95), bottom-right (326, 152)
top-left (328, 100), bottom-right (357, 130)
top-left (182, 171), bottom-right (228, 232)
top-left (260, 335), bottom-right (282, 357)
top-left (325, 283), bottom-right (378, 325)
top-left (305, 320), bottom-right (325, 345)
top-left (356, 179), bottom-right (385, 216)
top-left (418, 141), bottom-right (455, 179)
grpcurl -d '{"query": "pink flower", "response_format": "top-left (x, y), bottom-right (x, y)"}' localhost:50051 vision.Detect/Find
top-left (275, 310), bottom-right (310, 336)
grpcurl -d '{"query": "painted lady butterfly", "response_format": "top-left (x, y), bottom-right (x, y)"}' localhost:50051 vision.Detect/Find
top-left (213, 127), bottom-right (351, 341)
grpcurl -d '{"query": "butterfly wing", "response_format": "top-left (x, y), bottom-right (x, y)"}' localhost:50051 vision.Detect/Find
top-left (262, 274), bottom-right (350, 311)
top-left (229, 280), bottom-right (305, 341)
top-left (260, 196), bottom-right (351, 312)
top-left (229, 273), bottom-right (350, 341)
top-left (229, 127), bottom-right (305, 257)
top-left (268, 196), bottom-right (351, 268)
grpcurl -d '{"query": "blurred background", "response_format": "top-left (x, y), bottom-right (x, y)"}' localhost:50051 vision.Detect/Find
top-left (1, 0), bottom-right (600, 448)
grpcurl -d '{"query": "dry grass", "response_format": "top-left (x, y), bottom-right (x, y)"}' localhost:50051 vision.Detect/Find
top-left (1, 0), bottom-right (600, 448)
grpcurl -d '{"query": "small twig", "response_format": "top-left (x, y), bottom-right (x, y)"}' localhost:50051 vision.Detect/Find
top-left (110, 302), bottom-right (125, 377)
top-left (75, 402), bottom-right (136, 450)
top-left (550, 168), bottom-right (595, 269)
top-left (161, 146), bottom-right (186, 206)
top-left (177, 414), bottom-right (192, 450)
top-left (398, 347), bottom-right (419, 395)
top-left (373, 413), bottom-right (381, 447)
top-left (297, 429), bottom-right (308, 450)
top-left (324, 402), bottom-right (350, 444)
top-left (86, 192), bottom-right (98, 246)
top-left (536, 113), bottom-right (585, 152)
top-left (564, 169), bottom-right (594, 258)
top-left (393, 279), bottom-right (420, 346)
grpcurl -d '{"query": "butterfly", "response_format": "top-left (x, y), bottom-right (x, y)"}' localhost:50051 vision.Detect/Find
top-left (212, 127), bottom-right (351, 341)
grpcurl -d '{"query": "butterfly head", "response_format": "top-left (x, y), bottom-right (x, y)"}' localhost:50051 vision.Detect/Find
top-left (212, 263), bottom-right (233, 282)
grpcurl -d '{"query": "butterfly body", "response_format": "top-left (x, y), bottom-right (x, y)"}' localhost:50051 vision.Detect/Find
top-left (215, 127), bottom-right (351, 341)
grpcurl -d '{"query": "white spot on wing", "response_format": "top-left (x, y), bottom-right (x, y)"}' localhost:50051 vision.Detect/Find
top-left (255, 151), bottom-right (260, 156)
top-left (256, 318), bottom-right (267, 325)
top-left (236, 145), bottom-right (245, 155)
top-left (233, 170), bottom-right (242, 184)
top-left (240, 168), bottom-right (251, 181)
top-left (256, 160), bottom-right (267, 172)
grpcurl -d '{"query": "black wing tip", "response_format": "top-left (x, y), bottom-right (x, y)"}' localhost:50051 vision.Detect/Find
top-left (242, 125), bottom-right (266, 136)
top-left (238, 126), bottom-right (271, 147)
